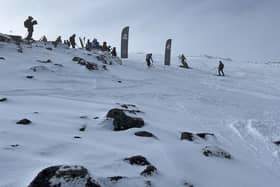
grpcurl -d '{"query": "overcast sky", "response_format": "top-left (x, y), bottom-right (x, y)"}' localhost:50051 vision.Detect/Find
top-left (0, 0), bottom-right (279, 61)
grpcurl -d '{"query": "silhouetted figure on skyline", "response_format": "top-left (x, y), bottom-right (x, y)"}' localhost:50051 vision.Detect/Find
top-left (24, 16), bottom-right (38, 40)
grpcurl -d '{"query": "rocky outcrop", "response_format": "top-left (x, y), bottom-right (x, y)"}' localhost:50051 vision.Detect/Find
top-left (140, 165), bottom-right (157, 177)
top-left (202, 146), bottom-right (231, 159)
top-left (28, 165), bottom-right (101, 187)
top-left (124, 155), bottom-right (150, 166)
top-left (72, 57), bottom-right (98, 71)
top-left (0, 97), bottom-right (7, 102)
top-left (134, 131), bottom-right (157, 139)
top-left (181, 132), bottom-right (215, 141)
top-left (16, 118), bottom-right (32, 125)
top-left (106, 108), bottom-right (144, 131)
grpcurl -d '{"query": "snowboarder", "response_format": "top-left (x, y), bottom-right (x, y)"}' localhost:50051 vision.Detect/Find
top-left (69, 34), bottom-right (76, 48)
top-left (180, 54), bottom-right (189, 69)
top-left (218, 61), bottom-right (225, 76)
top-left (24, 16), bottom-right (38, 40)
top-left (111, 47), bottom-right (117, 57)
top-left (146, 53), bottom-right (153, 67)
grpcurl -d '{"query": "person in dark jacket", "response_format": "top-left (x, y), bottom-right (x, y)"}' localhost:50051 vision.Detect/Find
top-left (69, 34), bottom-right (76, 48)
top-left (180, 54), bottom-right (189, 69)
top-left (218, 61), bottom-right (225, 76)
top-left (146, 53), bottom-right (153, 67)
top-left (24, 16), bottom-right (38, 40)
top-left (111, 47), bottom-right (117, 57)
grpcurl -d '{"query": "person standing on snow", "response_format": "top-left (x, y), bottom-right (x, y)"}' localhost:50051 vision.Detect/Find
top-left (24, 16), bottom-right (38, 40)
top-left (218, 60), bottom-right (225, 76)
top-left (69, 34), bottom-right (76, 48)
top-left (146, 53), bottom-right (153, 67)
top-left (180, 54), bottom-right (189, 69)
top-left (111, 47), bottom-right (117, 57)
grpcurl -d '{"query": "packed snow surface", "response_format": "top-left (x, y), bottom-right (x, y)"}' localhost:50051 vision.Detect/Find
top-left (1, 41), bottom-right (280, 187)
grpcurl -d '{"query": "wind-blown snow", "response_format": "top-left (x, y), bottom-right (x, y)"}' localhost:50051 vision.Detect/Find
top-left (0, 41), bottom-right (280, 187)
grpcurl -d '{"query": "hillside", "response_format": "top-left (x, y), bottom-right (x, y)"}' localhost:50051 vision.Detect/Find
top-left (1, 40), bottom-right (280, 187)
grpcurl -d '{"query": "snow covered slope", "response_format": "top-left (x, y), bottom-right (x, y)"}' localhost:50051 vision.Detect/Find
top-left (1, 41), bottom-right (280, 187)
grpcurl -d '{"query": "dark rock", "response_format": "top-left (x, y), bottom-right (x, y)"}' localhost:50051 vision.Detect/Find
top-left (28, 165), bottom-right (101, 187)
top-left (134, 131), bottom-right (157, 139)
top-left (72, 57), bottom-right (82, 62)
top-left (0, 97), bottom-right (7, 102)
top-left (26, 75), bottom-right (34, 79)
top-left (18, 48), bottom-right (23, 53)
top-left (11, 144), bottom-right (19, 148)
top-left (118, 81), bottom-right (122, 83)
top-left (273, 141), bottom-right (280, 145)
top-left (107, 108), bottom-right (144, 131)
top-left (30, 66), bottom-right (50, 72)
top-left (184, 182), bottom-right (194, 187)
top-left (54, 63), bottom-right (63, 67)
top-left (79, 125), bottom-right (87, 132)
top-left (202, 146), bottom-right (231, 159)
top-left (196, 133), bottom-right (215, 140)
top-left (108, 176), bottom-right (126, 182)
top-left (80, 116), bottom-right (88, 119)
top-left (37, 59), bottom-right (52, 63)
top-left (74, 136), bottom-right (82, 139)
top-left (102, 65), bottom-right (108, 70)
top-left (46, 47), bottom-right (53, 51)
top-left (0, 57), bottom-right (5, 60)
top-left (16, 118), bottom-right (32, 125)
top-left (140, 165), bottom-right (157, 177)
top-left (181, 132), bottom-right (215, 141)
top-left (33, 112), bottom-right (39, 114)
top-left (181, 132), bottom-right (194, 141)
top-left (124, 155), bottom-right (150, 166)
top-left (93, 117), bottom-right (99, 120)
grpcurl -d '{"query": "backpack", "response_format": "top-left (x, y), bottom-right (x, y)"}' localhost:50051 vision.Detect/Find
top-left (24, 20), bottom-right (29, 28)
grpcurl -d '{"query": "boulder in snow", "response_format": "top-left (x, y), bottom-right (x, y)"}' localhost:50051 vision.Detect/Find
top-left (107, 108), bottom-right (144, 131)
top-left (134, 131), bottom-right (157, 139)
top-left (184, 182), bottom-right (194, 187)
top-left (202, 146), bottom-right (231, 159)
top-left (140, 165), bottom-right (157, 177)
top-left (181, 132), bottom-right (215, 141)
top-left (28, 165), bottom-right (101, 187)
top-left (273, 141), bottom-right (280, 146)
top-left (37, 59), bottom-right (52, 63)
top-left (124, 155), bottom-right (150, 166)
top-left (16, 118), bottom-right (32, 125)
top-left (0, 57), bottom-right (5, 60)
top-left (0, 97), bottom-right (7, 102)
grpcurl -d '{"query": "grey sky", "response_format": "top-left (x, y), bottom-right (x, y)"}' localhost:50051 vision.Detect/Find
top-left (0, 0), bottom-right (279, 61)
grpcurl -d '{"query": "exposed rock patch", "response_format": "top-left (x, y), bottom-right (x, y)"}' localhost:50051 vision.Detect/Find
top-left (202, 146), bottom-right (231, 159)
top-left (140, 165), bottom-right (157, 177)
top-left (0, 97), bottom-right (7, 102)
top-left (124, 155), bottom-right (150, 166)
top-left (16, 118), bottom-right (32, 125)
top-left (134, 131), bottom-right (157, 139)
top-left (181, 132), bottom-right (215, 141)
top-left (106, 108), bottom-right (144, 131)
top-left (28, 165), bottom-right (101, 187)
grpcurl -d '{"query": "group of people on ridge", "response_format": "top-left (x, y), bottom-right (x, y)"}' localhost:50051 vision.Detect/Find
top-left (24, 17), bottom-right (117, 57)
top-left (24, 16), bottom-right (224, 75)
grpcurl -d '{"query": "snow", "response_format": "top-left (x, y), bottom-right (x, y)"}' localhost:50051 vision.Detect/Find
top-left (1, 41), bottom-right (280, 187)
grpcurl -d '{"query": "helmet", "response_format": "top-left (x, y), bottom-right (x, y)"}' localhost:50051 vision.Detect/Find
top-left (28, 16), bottom-right (33, 20)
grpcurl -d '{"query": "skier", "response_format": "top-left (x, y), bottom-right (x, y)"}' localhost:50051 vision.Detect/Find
top-left (111, 47), bottom-right (117, 57)
top-left (53, 36), bottom-right (62, 48)
top-left (24, 16), bottom-right (38, 40)
top-left (69, 34), bottom-right (76, 48)
top-left (218, 61), bottom-right (225, 76)
top-left (180, 54), bottom-right (189, 69)
top-left (146, 53), bottom-right (153, 67)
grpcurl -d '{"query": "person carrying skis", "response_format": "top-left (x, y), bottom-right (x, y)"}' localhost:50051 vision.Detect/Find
top-left (146, 53), bottom-right (153, 67)
top-left (69, 34), bottom-right (76, 48)
top-left (218, 60), bottom-right (225, 76)
top-left (24, 16), bottom-right (38, 40)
